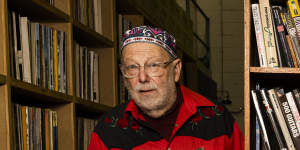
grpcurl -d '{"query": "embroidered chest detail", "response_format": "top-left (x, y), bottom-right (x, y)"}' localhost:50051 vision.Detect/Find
top-left (104, 113), bottom-right (144, 135)
top-left (190, 105), bottom-right (225, 130)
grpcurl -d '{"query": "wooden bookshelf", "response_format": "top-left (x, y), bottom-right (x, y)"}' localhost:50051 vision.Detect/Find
top-left (0, 0), bottom-right (117, 149)
top-left (72, 22), bottom-right (113, 47)
top-left (244, 0), bottom-right (300, 149)
top-left (75, 97), bottom-right (113, 117)
top-left (7, 0), bottom-right (70, 22)
top-left (250, 67), bottom-right (300, 74)
top-left (10, 79), bottom-right (73, 104)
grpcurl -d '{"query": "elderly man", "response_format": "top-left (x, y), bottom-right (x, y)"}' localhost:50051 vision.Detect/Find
top-left (88, 26), bottom-right (244, 150)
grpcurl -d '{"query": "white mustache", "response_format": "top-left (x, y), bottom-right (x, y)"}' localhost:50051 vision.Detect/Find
top-left (135, 83), bottom-right (158, 91)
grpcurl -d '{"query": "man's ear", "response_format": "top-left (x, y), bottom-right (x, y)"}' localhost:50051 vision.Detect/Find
top-left (173, 59), bottom-right (182, 82)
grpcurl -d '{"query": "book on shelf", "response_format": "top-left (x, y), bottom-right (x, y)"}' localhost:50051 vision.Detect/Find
top-left (287, 0), bottom-right (300, 41)
top-left (93, 52), bottom-right (99, 103)
top-left (286, 35), bottom-right (299, 67)
top-left (77, 117), bottom-right (97, 150)
top-left (73, 0), bottom-right (102, 34)
top-left (286, 91), bottom-right (300, 134)
top-left (251, 85), bottom-right (300, 150)
top-left (276, 88), bottom-right (300, 149)
top-left (260, 89), bottom-right (287, 149)
top-left (251, 0), bottom-right (300, 68)
top-left (272, 6), bottom-right (295, 67)
top-left (268, 88), bottom-right (296, 150)
top-left (73, 41), bottom-right (100, 102)
top-left (255, 116), bottom-right (261, 150)
top-left (283, 7), bottom-right (300, 66)
top-left (272, 6), bottom-right (285, 67)
top-left (251, 4), bottom-right (268, 67)
top-left (43, 0), bottom-right (54, 5)
top-left (13, 104), bottom-right (58, 150)
top-left (8, 11), bottom-right (68, 94)
top-left (293, 89), bottom-right (300, 110)
top-left (251, 90), bottom-right (271, 150)
top-left (259, 0), bottom-right (279, 67)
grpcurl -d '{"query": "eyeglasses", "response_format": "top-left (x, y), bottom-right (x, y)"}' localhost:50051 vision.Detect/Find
top-left (120, 59), bottom-right (175, 78)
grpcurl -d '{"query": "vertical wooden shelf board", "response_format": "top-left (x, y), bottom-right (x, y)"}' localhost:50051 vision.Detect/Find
top-left (244, 0), bottom-right (251, 149)
top-left (94, 47), bottom-right (118, 107)
top-left (0, 0), bottom-right (12, 149)
top-left (54, 103), bottom-right (76, 150)
top-left (95, 0), bottom-right (118, 107)
top-left (0, 0), bottom-right (8, 75)
top-left (53, 0), bottom-right (71, 16)
top-left (102, 0), bottom-right (114, 41)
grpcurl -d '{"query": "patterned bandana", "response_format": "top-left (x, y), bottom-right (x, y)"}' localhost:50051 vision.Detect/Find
top-left (121, 26), bottom-right (177, 59)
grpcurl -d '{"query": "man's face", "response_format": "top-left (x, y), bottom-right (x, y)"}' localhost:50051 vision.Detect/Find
top-left (122, 42), bottom-right (181, 113)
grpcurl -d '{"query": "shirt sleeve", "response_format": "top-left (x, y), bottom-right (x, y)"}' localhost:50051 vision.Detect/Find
top-left (226, 121), bottom-right (245, 150)
top-left (88, 132), bottom-right (108, 150)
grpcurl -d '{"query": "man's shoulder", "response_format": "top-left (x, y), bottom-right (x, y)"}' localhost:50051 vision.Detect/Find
top-left (180, 85), bottom-right (216, 107)
top-left (97, 102), bottom-right (128, 122)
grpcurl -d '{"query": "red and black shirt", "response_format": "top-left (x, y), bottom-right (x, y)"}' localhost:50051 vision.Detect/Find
top-left (88, 85), bottom-right (244, 150)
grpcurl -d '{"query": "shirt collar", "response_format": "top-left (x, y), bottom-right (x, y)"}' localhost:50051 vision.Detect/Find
top-left (124, 85), bottom-right (215, 121)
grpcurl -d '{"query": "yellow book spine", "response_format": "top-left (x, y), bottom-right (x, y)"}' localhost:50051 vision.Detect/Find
top-left (288, 0), bottom-right (300, 17)
top-left (53, 29), bottom-right (58, 91)
top-left (288, 0), bottom-right (300, 41)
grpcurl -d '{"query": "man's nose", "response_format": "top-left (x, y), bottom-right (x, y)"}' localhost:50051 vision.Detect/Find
top-left (138, 67), bottom-right (150, 83)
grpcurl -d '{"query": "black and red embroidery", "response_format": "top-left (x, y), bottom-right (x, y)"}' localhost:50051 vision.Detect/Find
top-left (104, 113), bottom-right (143, 135)
top-left (190, 105), bottom-right (225, 130)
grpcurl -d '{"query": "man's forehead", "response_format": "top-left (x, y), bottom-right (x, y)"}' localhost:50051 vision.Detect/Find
top-left (122, 42), bottom-right (169, 56)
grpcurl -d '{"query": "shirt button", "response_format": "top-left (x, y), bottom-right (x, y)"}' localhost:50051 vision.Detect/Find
top-left (167, 148), bottom-right (171, 150)
top-left (175, 124), bottom-right (178, 127)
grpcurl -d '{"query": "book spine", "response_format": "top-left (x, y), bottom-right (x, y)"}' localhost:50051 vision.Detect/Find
top-left (85, 47), bottom-right (88, 100)
top-left (252, 4), bottom-right (268, 67)
top-left (75, 42), bottom-right (80, 98)
top-left (277, 89), bottom-right (300, 149)
top-left (80, 46), bottom-right (84, 99)
top-left (286, 35), bottom-right (299, 67)
top-left (293, 89), bottom-right (300, 110)
top-left (16, 14), bottom-right (24, 81)
top-left (43, 26), bottom-right (48, 89)
top-left (53, 29), bottom-right (58, 92)
top-left (35, 23), bottom-right (40, 86)
top-left (271, 8), bottom-right (284, 67)
top-left (20, 17), bottom-right (32, 83)
top-left (288, 0), bottom-right (300, 41)
top-left (63, 32), bottom-right (67, 94)
top-left (259, 0), bottom-right (279, 67)
top-left (283, 9), bottom-right (300, 66)
top-left (251, 90), bottom-right (271, 150)
top-left (93, 53), bottom-right (99, 103)
top-left (49, 28), bottom-right (53, 90)
top-left (39, 24), bottom-right (44, 88)
top-left (260, 89), bottom-right (287, 149)
top-left (89, 51), bottom-right (94, 102)
top-left (30, 23), bottom-right (37, 85)
top-left (272, 6), bottom-right (295, 67)
top-left (255, 116), bottom-right (261, 150)
top-left (286, 92), bottom-right (300, 133)
top-left (12, 12), bottom-right (20, 80)
top-left (268, 89), bottom-right (296, 150)
top-left (8, 11), bottom-right (16, 80)
top-left (57, 30), bottom-right (61, 92)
